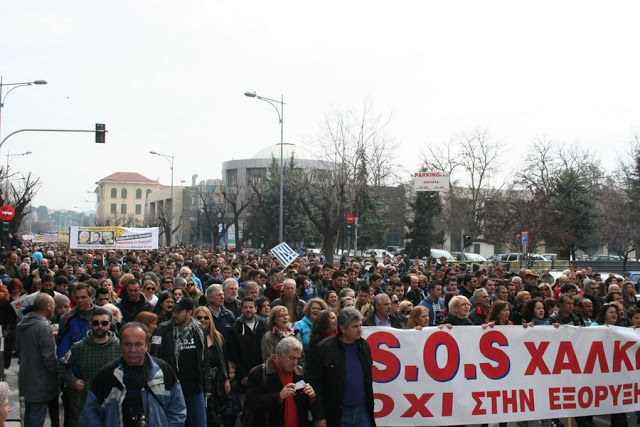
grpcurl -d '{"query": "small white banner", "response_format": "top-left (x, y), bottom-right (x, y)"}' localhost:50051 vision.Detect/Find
top-left (270, 242), bottom-right (299, 269)
top-left (414, 171), bottom-right (450, 191)
top-left (69, 226), bottom-right (159, 250)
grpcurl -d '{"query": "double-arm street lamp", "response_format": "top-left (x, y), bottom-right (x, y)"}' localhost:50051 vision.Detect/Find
top-left (244, 91), bottom-right (285, 243)
top-left (0, 77), bottom-right (47, 146)
top-left (149, 151), bottom-right (175, 246)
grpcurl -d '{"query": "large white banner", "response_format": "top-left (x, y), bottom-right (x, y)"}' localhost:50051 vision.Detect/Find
top-left (362, 325), bottom-right (640, 425)
top-left (69, 226), bottom-right (159, 250)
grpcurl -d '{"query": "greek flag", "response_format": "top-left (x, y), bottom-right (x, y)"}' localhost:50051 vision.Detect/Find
top-left (271, 242), bottom-right (299, 269)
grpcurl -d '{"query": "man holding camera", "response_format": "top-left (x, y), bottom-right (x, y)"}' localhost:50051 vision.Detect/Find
top-left (244, 337), bottom-right (318, 426)
top-left (80, 322), bottom-right (186, 426)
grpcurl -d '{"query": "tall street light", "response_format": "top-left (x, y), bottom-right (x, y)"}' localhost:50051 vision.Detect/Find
top-left (5, 150), bottom-right (32, 195)
top-left (0, 77), bottom-right (47, 150)
top-left (150, 151), bottom-right (175, 246)
top-left (244, 91), bottom-right (285, 243)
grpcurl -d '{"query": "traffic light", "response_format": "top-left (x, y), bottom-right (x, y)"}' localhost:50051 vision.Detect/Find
top-left (464, 235), bottom-right (472, 248)
top-left (95, 123), bottom-right (106, 143)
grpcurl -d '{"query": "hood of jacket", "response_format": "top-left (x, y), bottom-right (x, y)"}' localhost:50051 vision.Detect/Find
top-left (17, 311), bottom-right (48, 331)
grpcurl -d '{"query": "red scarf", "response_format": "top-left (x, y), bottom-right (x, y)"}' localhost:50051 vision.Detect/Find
top-left (273, 356), bottom-right (298, 427)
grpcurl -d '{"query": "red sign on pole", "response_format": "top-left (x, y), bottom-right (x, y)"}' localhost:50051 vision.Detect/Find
top-left (0, 205), bottom-right (15, 221)
top-left (346, 213), bottom-right (355, 225)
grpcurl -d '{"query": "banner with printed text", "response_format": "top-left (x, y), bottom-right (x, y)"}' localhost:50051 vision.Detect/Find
top-left (362, 325), bottom-right (640, 425)
top-left (69, 226), bottom-right (159, 250)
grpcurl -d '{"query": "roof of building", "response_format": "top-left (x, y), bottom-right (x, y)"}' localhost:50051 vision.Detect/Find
top-left (251, 143), bottom-right (317, 160)
top-left (98, 172), bottom-right (158, 183)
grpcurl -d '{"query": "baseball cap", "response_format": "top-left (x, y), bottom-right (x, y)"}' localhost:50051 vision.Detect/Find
top-left (172, 297), bottom-right (194, 312)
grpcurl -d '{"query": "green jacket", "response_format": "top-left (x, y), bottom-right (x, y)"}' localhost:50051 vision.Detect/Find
top-left (58, 330), bottom-right (120, 410)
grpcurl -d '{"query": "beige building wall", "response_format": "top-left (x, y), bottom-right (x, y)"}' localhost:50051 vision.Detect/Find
top-left (94, 174), bottom-right (160, 226)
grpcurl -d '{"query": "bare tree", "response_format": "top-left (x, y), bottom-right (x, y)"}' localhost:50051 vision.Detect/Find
top-left (421, 128), bottom-right (506, 245)
top-left (300, 101), bottom-right (399, 261)
top-left (0, 168), bottom-right (41, 248)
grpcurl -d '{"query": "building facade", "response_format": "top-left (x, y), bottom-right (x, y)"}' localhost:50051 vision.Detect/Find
top-left (94, 172), bottom-right (160, 226)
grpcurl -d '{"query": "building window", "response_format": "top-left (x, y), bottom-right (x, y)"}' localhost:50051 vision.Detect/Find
top-left (136, 189), bottom-right (142, 199)
top-left (110, 204), bottom-right (116, 214)
top-left (135, 204), bottom-right (142, 215)
top-left (121, 188), bottom-right (127, 199)
top-left (146, 189), bottom-right (151, 198)
top-left (121, 204), bottom-right (127, 214)
top-left (110, 188), bottom-right (117, 198)
top-left (226, 169), bottom-right (237, 187)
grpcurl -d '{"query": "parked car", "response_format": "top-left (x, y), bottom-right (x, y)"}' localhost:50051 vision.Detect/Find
top-left (496, 253), bottom-right (548, 262)
top-left (451, 252), bottom-right (487, 264)
top-left (590, 254), bottom-right (621, 262)
top-left (363, 248), bottom-right (392, 263)
top-left (386, 246), bottom-right (403, 256)
top-left (541, 253), bottom-right (557, 261)
top-left (429, 249), bottom-right (456, 262)
top-left (623, 271), bottom-right (640, 285)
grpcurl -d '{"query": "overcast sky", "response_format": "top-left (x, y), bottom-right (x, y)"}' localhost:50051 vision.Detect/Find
top-left (2, 1), bottom-right (639, 212)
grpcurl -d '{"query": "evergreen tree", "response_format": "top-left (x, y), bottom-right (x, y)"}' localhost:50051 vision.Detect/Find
top-left (405, 191), bottom-right (442, 259)
top-left (544, 169), bottom-right (597, 259)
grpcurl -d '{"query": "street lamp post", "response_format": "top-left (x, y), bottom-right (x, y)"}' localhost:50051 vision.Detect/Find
top-left (0, 77), bottom-right (47, 151)
top-left (5, 150), bottom-right (32, 195)
top-left (149, 151), bottom-right (175, 246)
top-left (244, 91), bottom-right (285, 243)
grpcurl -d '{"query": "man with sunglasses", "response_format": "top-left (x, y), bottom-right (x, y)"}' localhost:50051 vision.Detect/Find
top-left (58, 306), bottom-right (121, 415)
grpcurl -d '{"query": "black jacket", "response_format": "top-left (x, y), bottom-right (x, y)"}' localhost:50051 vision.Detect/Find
top-left (117, 295), bottom-right (152, 324)
top-left (244, 356), bottom-right (317, 427)
top-left (309, 334), bottom-right (376, 427)
top-left (362, 312), bottom-right (404, 329)
top-left (150, 320), bottom-right (212, 394)
top-left (227, 316), bottom-right (268, 380)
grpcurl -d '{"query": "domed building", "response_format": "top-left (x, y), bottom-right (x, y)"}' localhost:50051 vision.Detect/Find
top-left (221, 143), bottom-right (332, 187)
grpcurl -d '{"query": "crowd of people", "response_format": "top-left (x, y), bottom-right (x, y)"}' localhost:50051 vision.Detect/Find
top-left (2, 244), bottom-right (639, 427)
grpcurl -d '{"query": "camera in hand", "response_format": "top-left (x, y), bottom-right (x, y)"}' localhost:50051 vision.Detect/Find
top-left (132, 414), bottom-right (147, 427)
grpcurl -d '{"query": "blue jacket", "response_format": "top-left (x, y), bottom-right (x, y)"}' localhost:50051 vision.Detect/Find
top-left (57, 307), bottom-right (92, 360)
top-left (80, 354), bottom-right (186, 427)
top-left (293, 316), bottom-right (313, 350)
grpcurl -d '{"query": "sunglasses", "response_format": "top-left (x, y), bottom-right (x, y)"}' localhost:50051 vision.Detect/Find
top-left (391, 300), bottom-right (400, 304)
top-left (163, 281), bottom-right (172, 284)
top-left (403, 310), bottom-right (412, 315)
top-left (145, 287), bottom-right (156, 291)
top-left (196, 315), bottom-right (209, 320)
top-left (187, 283), bottom-right (194, 287)
top-left (92, 320), bottom-right (109, 327)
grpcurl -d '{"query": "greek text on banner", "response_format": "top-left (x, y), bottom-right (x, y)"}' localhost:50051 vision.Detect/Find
top-left (362, 325), bottom-right (640, 426)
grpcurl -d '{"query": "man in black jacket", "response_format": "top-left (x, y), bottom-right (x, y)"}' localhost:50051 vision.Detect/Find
top-left (362, 293), bottom-right (403, 329)
top-left (311, 306), bottom-right (376, 427)
top-left (116, 279), bottom-right (152, 323)
top-left (244, 337), bottom-right (318, 426)
top-left (150, 297), bottom-right (211, 426)
top-left (227, 297), bottom-right (267, 387)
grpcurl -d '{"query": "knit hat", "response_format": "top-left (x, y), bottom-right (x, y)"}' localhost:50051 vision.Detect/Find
top-left (0, 382), bottom-right (9, 405)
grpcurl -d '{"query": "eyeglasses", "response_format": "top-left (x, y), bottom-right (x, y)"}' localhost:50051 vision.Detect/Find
top-left (196, 315), bottom-right (209, 320)
top-left (145, 287), bottom-right (156, 291)
top-left (163, 281), bottom-right (172, 284)
top-left (403, 310), bottom-right (412, 315)
top-left (92, 320), bottom-right (110, 327)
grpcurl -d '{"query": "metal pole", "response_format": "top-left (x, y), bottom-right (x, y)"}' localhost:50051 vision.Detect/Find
top-left (170, 154), bottom-right (174, 246)
top-left (279, 94), bottom-right (284, 243)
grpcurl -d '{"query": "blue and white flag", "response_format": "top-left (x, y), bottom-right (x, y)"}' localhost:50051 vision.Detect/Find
top-left (270, 242), bottom-right (299, 269)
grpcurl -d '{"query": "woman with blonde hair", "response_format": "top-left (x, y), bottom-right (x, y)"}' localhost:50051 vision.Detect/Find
top-left (261, 305), bottom-right (303, 362)
top-left (102, 303), bottom-right (123, 331)
top-left (407, 306), bottom-right (430, 330)
top-left (193, 306), bottom-right (230, 425)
